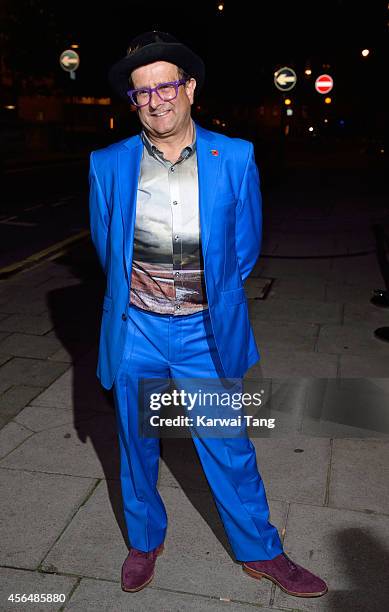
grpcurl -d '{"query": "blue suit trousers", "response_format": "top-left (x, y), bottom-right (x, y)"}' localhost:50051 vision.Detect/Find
top-left (112, 303), bottom-right (283, 561)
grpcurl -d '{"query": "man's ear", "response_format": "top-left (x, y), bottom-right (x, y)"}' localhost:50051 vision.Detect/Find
top-left (187, 78), bottom-right (197, 104)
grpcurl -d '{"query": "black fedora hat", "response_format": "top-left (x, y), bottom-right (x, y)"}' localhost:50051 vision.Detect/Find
top-left (108, 31), bottom-right (205, 102)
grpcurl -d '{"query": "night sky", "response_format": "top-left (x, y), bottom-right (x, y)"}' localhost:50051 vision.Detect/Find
top-left (3, 1), bottom-right (389, 117)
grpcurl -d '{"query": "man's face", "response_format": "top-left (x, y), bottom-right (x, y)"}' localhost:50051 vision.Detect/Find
top-left (130, 61), bottom-right (196, 138)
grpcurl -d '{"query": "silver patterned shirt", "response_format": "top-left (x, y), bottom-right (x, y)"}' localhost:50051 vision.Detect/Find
top-left (129, 122), bottom-right (208, 315)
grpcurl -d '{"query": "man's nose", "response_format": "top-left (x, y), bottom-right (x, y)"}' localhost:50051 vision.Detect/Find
top-left (149, 89), bottom-right (162, 108)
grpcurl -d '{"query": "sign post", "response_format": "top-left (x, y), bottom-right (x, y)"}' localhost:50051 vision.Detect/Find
top-left (315, 74), bottom-right (333, 94)
top-left (274, 67), bottom-right (297, 92)
top-left (59, 49), bottom-right (80, 80)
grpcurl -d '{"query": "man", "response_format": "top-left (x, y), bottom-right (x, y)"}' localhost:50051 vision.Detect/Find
top-left (89, 30), bottom-right (328, 599)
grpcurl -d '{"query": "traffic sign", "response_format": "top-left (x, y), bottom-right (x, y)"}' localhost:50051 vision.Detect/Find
top-left (315, 74), bottom-right (333, 94)
top-left (60, 49), bottom-right (80, 73)
top-left (274, 67), bottom-right (297, 92)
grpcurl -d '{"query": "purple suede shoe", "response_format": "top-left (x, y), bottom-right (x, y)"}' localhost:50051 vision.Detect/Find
top-left (242, 552), bottom-right (328, 598)
top-left (121, 542), bottom-right (164, 592)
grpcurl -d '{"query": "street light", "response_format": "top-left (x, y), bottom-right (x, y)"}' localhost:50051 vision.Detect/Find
top-left (304, 68), bottom-right (312, 76)
top-left (361, 48), bottom-right (370, 57)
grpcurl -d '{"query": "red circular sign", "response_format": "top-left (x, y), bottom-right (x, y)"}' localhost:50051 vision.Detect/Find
top-left (315, 74), bottom-right (333, 94)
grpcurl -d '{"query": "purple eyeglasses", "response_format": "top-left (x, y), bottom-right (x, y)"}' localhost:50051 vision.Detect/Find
top-left (127, 79), bottom-right (188, 107)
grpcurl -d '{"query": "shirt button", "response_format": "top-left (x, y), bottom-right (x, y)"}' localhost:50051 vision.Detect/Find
top-left (175, 304), bottom-right (181, 310)
top-left (172, 200), bottom-right (178, 205)
top-left (175, 271), bottom-right (180, 277)
top-left (170, 166), bottom-right (175, 172)
top-left (121, 313), bottom-right (127, 321)
top-left (174, 235), bottom-right (179, 241)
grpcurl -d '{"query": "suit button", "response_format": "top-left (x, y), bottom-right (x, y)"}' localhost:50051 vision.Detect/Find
top-left (121, 313), bottom-right (127, 321)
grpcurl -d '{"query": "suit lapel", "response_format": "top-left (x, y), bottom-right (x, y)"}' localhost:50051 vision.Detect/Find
top-left (196, 123), bottom-right (221, 257)
top-left (117, 137), bottom-right (142, 281)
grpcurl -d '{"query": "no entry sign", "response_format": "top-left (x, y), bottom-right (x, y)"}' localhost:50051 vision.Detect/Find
top-left (315, 74), bottom-right (333, 94)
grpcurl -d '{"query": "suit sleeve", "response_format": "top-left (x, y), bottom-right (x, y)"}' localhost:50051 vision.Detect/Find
top-left (235, 143), bottom-right (262, 284)
top-left (88, 152), bottom-right (110, 274)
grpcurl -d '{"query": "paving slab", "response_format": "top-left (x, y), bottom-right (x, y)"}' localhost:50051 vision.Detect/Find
top-left (308, 378), bottom-right (389, 436)
top-left (274, 502), bottom-right (389, 611)
top-left (317, 323), bottom-right (389, 356)
top-left (0, 358), bottom-right (69, 394)
top-left (259, 258), bottom-right (332, 280)
top-left (327, 254), bottom-right (383, 287)
top-left (0, 384), bottom-right (44, 420)
top-left (0, 567), bottom-right (77, 612)
top-left (0, 468), bottom-right (96, 568)
top-left (14, 404), bottom-right (91, 432)
top-left (0, 331), bottom-right (10, 344)
top-left (269, 277), bottom-right (326, 301)
top-left (64, 578), bottom-right (278, 612)
top-left (329, 438), bottom-right (389, 514)
top-left (246, 350), bottom-right (338, 379)
top-left (251, 435), bottom-right (330, 505)
top-left (343, 302), bottom-right (389, 327)
top-left (29, 367), bottom-right (113, 412)
top-left (339, 354), bottom-right (389, 377)
top-left (0, 295), bottom-right (49, 315)
top-left (251, 320), bottom-right (318, 352)
top-left (0, 333), bottom-right (62, 359)
top-left (0, 413), bottom-right (119, 479)
top-left (249, 297), bottom-right (342, 325)
top-left (0, 313), bottom-right (54, 335)
top-left (0, 421), bottom-right (33, 459)
top-left (42, 479), bottom-right (286, 606)
top-left (0, 353), bottom-right (11, 367)
top-left (41, 480), bottom-right (127, 579)
top-left (325, 282), bottom-right (379, 306)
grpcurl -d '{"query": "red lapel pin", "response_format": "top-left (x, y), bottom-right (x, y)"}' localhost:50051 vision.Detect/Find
top-left (210, 149), bottom-right (219, 156)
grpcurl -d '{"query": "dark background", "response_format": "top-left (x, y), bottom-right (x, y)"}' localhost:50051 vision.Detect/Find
top-left (1, 0), bottom-right (388, 268)
top-left (1, 0), bottom-right (389, 146)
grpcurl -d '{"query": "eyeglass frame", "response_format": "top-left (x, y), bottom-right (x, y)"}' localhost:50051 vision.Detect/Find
top-left (126, 78), bottom-right (189, 107)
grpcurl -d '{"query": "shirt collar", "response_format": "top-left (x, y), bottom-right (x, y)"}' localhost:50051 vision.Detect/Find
top-left (141, 120), bottom-right (197, 163)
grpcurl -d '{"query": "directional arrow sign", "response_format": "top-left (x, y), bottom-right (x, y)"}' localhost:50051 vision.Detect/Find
top-left (274, 67), bottom-right (297, 92)
top-left (60, 49), bottom-right (80, 73)
top-left (315, 74), bottom-right (333, 94)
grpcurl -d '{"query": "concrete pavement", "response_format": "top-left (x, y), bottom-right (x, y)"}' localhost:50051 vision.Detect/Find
top-left (1, 144), bottom-right (389, 611)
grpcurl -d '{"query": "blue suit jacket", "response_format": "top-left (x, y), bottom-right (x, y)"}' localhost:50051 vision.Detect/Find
top-left (89, 122), bottom-right (261, 390)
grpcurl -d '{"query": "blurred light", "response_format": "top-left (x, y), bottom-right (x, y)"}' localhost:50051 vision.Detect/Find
top-left (196, 105), bottom-right (201, 110)
top-left (324, 96), bottom-right (332, 104)
top-left (286, 108), bottom-right (293, 116)
top-left (308, 126), bottom-right (314, 132)
top-left (380, 148), bottom-right (385, 154)
top-left (66, 96), bottom-right (111, 105)
top-left (284, 98), bottom-right (292, 105)
top-left (324, 118), bottom-right (328, 123)
top-left (339, 119), bottom-right (345, 126)
top-left (109, 117), bottom-right (114, 129)
top-left (222, 122), bottom-right (226, 127)
top-left (218, 3), bottom-right (224, 10)
top-left (4, 105), bottom-right (16, 110)
top-left (71, 44), bottom-right (79, 49)
top-left (304, 68), bottom-right (312, 76)
top-left (285, 125), bottom-right (290, 135)
top-left (361, 48), bottom-right (370, 57)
